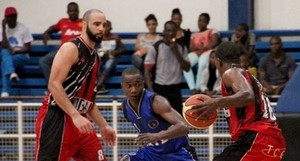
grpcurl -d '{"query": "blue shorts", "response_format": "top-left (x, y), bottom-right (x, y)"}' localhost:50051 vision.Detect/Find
top-left (121, 147), bottom-right (195, 161)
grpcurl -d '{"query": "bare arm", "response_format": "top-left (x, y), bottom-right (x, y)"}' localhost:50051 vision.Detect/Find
top-left (48, 42), bottom-right (94, 134)
top-left (43, 25), bottom-right (59, 45)
top-left (144, 65), bottom-right (154, 91)
top-left (192, 68), bottom-right (255, 119)
top-left (135, 95), bottom-right (189, 146)
top-left (170, 42), bottom-right (191, 71)
top-left (88, 104), bottom-right (116, 147)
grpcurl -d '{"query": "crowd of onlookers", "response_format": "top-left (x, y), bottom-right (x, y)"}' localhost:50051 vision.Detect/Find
top-left (0, 2), bottom-right (297, 98)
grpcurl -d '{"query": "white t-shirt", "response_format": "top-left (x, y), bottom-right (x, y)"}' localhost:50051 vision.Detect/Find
top-left (0, 22), bottom-right (33, 50)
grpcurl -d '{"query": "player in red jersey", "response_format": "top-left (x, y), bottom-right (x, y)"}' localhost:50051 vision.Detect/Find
top-left (192, 42), bottom-right (286, 161)
top-left (40, 2), bottom-right (83, 83)
top-left (35, 9), bottom-right (116, 161)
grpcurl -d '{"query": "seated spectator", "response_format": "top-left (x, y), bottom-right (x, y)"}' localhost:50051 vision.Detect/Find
top-left (183, 13), bottom-right (219, 95)
top-left (131, 14), bottom-right (161, 72)
top-left (39, 2), bottom-right (82, 84)
top-left (259, 36), bottom-right (297, 95)
top-left (231, 22), bottom-right (258, 67)
top-left (199, 50), bottom-right (221, 97)
top-left (96, 20), bottom-right (125, 94)
top-left (170, 8), bottom-right (191, 50)
top-left (240, 53), bottom-right (257, 78)
top-left (0, 7), bottom-right (33, 97)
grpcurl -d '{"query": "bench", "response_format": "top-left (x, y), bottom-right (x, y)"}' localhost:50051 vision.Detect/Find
top-left (1, 30), bottom-right (300, 96)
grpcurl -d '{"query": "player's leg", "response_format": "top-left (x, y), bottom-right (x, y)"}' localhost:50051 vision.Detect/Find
top-left (35, 104), bottom-right (74, 161)
top-left (73, 132), bottom-right (106, 161)
top-left (213, 130), bottom-right (286, 161)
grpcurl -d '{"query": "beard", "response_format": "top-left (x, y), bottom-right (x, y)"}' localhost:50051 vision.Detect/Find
top-left (86, 25), bottom-right (103, 43)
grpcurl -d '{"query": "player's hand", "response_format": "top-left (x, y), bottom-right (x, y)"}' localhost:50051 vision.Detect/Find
top-left (100, 125), bottom-right (116, 147)
top-left (191, 95), bottom-right (218, 120)
top-left (135, 133), bottom-right (158, 147)
top-left (71, 113), bottom-right (94, 134)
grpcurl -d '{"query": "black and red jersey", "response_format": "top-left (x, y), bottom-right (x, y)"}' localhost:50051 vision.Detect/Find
top-left (221, 70), bottom-right (282, 141)
top-left (48, 37), bottom-right (99, 114)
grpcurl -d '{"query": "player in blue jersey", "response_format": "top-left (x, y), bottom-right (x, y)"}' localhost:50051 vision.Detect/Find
top-left (120, 67), bottom-right (196, 161)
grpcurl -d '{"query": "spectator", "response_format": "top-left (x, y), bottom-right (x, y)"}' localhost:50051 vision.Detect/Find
top-left (120, 67), bottom-right (196, 161)
top-left (231, 22), bottom-right (258, 67)
top-left (199, 50), bottom-right (221, 97)
top-left (259, 36), bottom-right (297, 95)
top-left (240, 53), bottom-right (257, 78)
top-left (170, 8), bottom-right (191, 50)
top-left (39, 2), bottom-right (82, 83)
top-left (131, 14), bottom-right (161, 72)
top-left (183, 13), bottom-right (219, 95)
top-left (144, 20), bottom-right (190, 115)
top-left (96, 20), bottom-right (125, 94)
top-left (0, 7), bottom-right (33, 97)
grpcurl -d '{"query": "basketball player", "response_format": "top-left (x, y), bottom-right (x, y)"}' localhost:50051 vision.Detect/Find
top-left (120, 67), bottom-right (196, 161)
top-left (35, 9), bottom-right (116, 161)
top-left (192, 42), bottom-right (286, 161)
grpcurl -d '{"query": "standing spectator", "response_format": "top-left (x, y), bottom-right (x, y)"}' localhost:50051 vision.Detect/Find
top-left (192, 42), bottom-right (286, 161)
top-left (96, 20), bottom-right (125, 94)
top-left (131, 14), bottom-right (161, 72)
top-left (119, 67), bottom-right (196, 161)
top-left (39, 2), bottom-right (82, 83)
top-left (170, 8), bottom-right (191, 50)
top-left (231, 22), bottom-right (258, 67)
top-left (0, 7), bottom-right (33, 97)
top-left (35, 9), bottom-right (116, 161)
top-left (199, 50), bottom-right (221, 97)
top-left (258, 36), bottom-right (297, 95)
top-left (183, 13), bottom-right (219, 94)
top-left (144, 20), bottom-right (190, 115)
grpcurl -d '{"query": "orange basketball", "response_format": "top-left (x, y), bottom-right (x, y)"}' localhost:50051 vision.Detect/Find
top-left (182, 94), bottom-right (217, 129)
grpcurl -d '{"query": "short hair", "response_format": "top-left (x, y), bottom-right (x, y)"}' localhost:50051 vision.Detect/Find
top-left (270, 36), bottom-right (282, 44)
top-left (172, 8), bottom-right (181, 17)
top-left (145, 14), bottom-right (157, 23)
top-left (164, 20), bottom-right (177, 29)
top-left (215, 42), bottom-right (241, 63)
top-left (83, 9), bottom-right (103, 22)
top-left (199, 13), bottom-right (210, 22)
top-left (67, 2), bottom-right (78, 8)
top-left (121, 67), bottom-right (144, 81)
top-left (237, 23), bottom-right (249, 32)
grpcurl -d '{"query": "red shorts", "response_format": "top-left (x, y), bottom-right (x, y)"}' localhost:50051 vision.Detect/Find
top-left (214, 131), bottom-right (286, 161)
top-left (35, 97), bottom-right (107, 161)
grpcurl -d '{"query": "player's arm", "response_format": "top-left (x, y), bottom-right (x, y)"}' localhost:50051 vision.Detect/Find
top-left (192, 69), bottom-right (255, 119)
top-left (152, 95), bottom-right (189, 139)
top-left (135, 95), bottom-right (189, 146)
top-left (212, 69), bottom-right (255, 108)
top-left (48, 42), bottom-right (93, 134)
top-left (87, 104), bottom-right (116, 147)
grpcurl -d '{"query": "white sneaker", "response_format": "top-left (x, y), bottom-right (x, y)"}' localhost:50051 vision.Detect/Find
top-left (10, 72), bottom-right (20, 82)
top-left (1, 92), bottom-right (9, 97)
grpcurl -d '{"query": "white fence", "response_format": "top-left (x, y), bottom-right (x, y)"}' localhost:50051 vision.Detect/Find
top-left (0, 99), bottom-right (234, 161)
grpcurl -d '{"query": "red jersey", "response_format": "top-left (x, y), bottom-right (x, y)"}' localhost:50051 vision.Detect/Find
top-left (221, 70), bottom-right (283, 141)
top-left (53, 18), bottom-right (83, 45)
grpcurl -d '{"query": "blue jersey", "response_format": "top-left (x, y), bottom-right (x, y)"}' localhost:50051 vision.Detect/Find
top-left (122, 89), bottom-right (192, 157)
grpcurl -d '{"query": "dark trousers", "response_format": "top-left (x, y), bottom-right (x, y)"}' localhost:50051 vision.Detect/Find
top-left (153, 83), bottom-right (183, 115)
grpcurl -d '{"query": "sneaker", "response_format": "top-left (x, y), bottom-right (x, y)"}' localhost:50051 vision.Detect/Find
top-left (97, 85), bottom-right (109, 94)
top-left (10, 72), bottom-right (20, 82)
top-left (1, 92), bottom-right (9, 97)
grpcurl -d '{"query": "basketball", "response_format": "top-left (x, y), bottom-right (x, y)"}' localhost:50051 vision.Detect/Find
top-left (182, 94), bottom-right (217, 129)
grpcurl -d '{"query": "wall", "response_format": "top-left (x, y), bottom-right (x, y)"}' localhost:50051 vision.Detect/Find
top-left (0, 0), bottom-right (299, 33)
